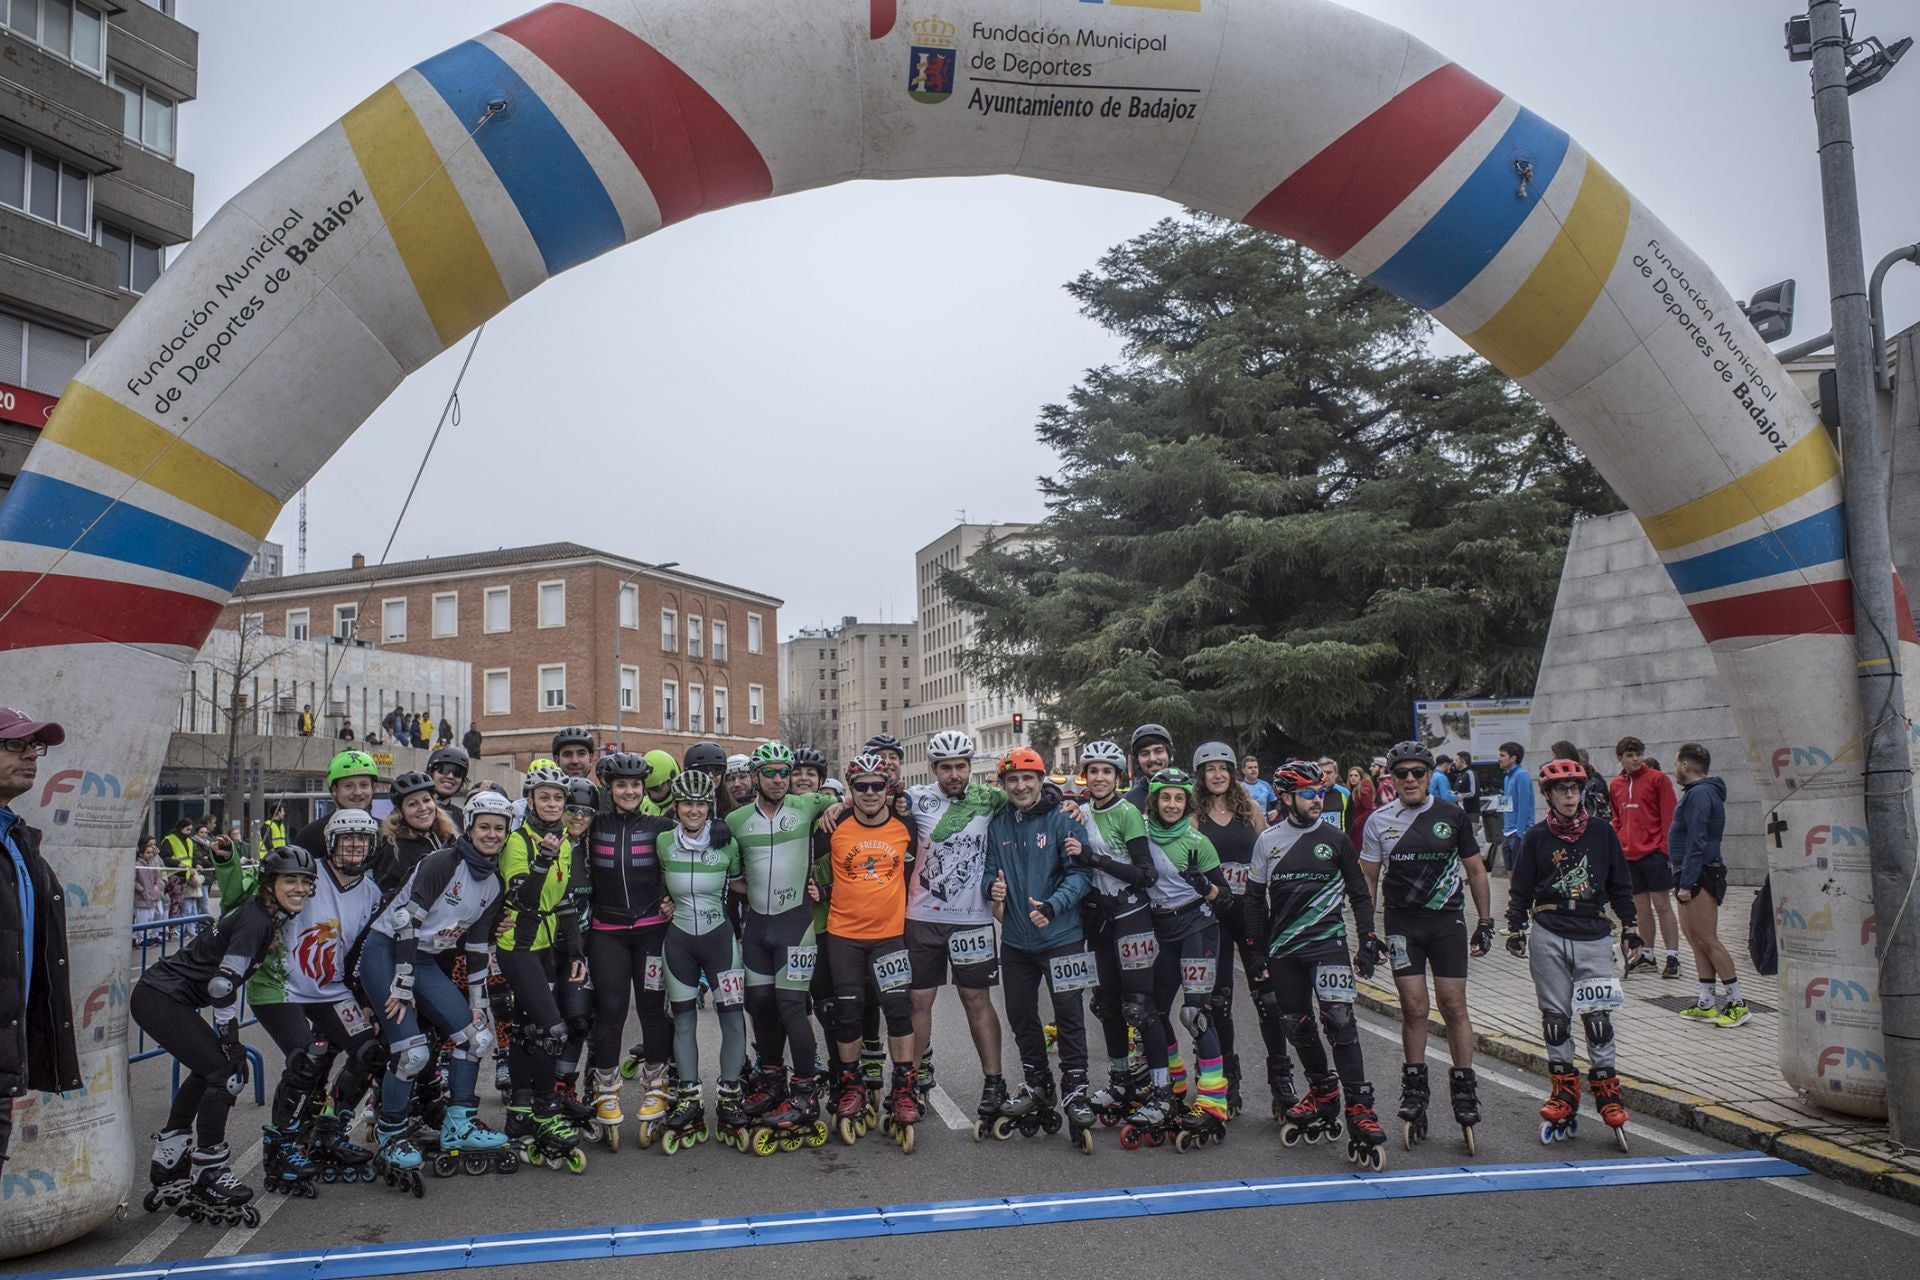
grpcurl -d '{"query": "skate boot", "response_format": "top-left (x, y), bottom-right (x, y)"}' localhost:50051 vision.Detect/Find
top-left (1089, 1063), bottom-right (1144, 1128)
top-left (740, 1060), bottom-right (789, 1124)
top-left (1008, 1065), bottom-right (1060, 1138)
top-left (589, 1067), bottom-right (624, 1152)
top-left (1175, 1091), bottom-right (1228, 1153)
top-left (1224, 1053), bottom-right (1244, 1119)
top-left (1060, 1069), bottom-right (1097, 1154)
top-left (916, 1047), bottom-right (936, 1111)
top-left (432, 1102), bottom-right (516, 1176)
top-left (373, 1116), bottom-right (425, 1197)
top-left (834, 1065), bottom-right (870, 1145)
top-left (179, 1145), bottom-right (260, 1227)
top-left (754, 1072), bottom-right (826, 1153)
top-left (1448, 1066), bottom-right (1481, 1155)
top-left (974, 1072), bottom-right (1026, 1142)
top-left (1589, 1068), bottom-right (1630, 1151)
top-left (493, 1056), bottom-right (512, 1101)
top-left (634, 1061), bottom-right (672, 1148)
top-left (1343, 1083), bottom-right (1387, 1170)
top-left (859, 1041), bottom-right (886, 1122)
top-left (532, 1096), bottom-right (588, 1172)
top-left (1397, 1062), bottom-right (1429, 1150)
top-left (883, 1065), bottom-right (922, 1153)
top-left (660, 1081), bottom-right (709, 1154)
top-left (143, 1128), bottom-right (195, 1213)
top-left (260, 1123), bottom-right (320, 1198)
top-left (1539, 1067), bottom-right (1581, 1144)
top-left (554, 1074), bottom-right (600, 1142)
top-left (308, 1109), bottom-right (376, 1184)
top-left (1268, 1058), bottom-right (1300, 1119)
top-left (715, 1078), bottom-right (752, 1152)
top-left (1279, 1074), bottom-right (1343, 1147)
top-left (1119, 1084), bottom-right (1178, 1150)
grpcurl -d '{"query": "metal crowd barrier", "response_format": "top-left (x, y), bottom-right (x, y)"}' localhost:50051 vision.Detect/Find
top-left (130, 915), bottom-right (268, 1105)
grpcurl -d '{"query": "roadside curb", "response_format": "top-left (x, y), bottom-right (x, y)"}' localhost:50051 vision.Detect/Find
top-left (1353, 984), bottom-right (1920, 1206)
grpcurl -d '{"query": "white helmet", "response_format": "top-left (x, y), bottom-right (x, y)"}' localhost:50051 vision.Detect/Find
top-left (523, 763), bottom-right (568, 796)
top-left (465, 790), bottom-right (515, 831)
top-left (927, 730), bottom-right (975, 762)
top-left (1080, 740), bottom-right (1128, 769)
top-left (820, 778), bottom-right (846, 798)
top-left (324, 808), bottom-right (379, 857)
top-left (725, 754), bottom-right (752, 777)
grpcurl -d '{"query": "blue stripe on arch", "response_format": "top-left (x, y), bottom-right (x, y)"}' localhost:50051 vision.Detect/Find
top-left (0, 471), bottom-right (250, 590)
top-left (1368, 106), bottom-right (1570, 311)
top-left (413, 39), bottom-right (625, 275)
top-left (1665, 504), bottom-right (1846, 596)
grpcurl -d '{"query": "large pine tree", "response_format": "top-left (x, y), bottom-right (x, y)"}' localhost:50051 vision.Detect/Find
top-left (945, 215), bottom-right (1621, 761)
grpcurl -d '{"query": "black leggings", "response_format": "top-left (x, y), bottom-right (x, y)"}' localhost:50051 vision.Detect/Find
top-left (1087, 895), bottom-right (1170, 1071)
top-left (500, 947), bottom-right (574, 1095)
top-left (1212, 894), bottom-right (1293, 1076)
top-left (1272, 947), bottom-right (1366, 1094)
top-left (131, 982), bottom-right (237, 1148)
top-left (825, 934), bottom-right (912, 1047)
top-left (587, 926), bottom-right (670, 1070)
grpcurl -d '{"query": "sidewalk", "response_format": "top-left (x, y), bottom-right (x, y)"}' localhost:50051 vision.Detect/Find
top-left (1354, 886), bottom-right (1920, 1204)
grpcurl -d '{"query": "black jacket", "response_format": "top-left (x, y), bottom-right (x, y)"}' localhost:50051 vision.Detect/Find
top-left (1, 815), bottom-right (83, 1101)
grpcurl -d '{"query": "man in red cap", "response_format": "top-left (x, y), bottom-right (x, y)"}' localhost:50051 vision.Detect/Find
top-left (0, 706), bottom-right (82, 1169)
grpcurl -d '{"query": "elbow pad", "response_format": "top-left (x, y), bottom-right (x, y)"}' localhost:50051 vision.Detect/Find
top-left (206, 973), bottom-right (235, 1003)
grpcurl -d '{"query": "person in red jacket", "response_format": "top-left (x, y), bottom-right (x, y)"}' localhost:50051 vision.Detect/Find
top-left (1607, 736), bottom-right (1680, 979)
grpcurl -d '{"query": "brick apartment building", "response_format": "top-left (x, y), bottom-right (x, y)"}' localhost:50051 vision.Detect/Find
top-left (219, 542), bottom-right (781, 768)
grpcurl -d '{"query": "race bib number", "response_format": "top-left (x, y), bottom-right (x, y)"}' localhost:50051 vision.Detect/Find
top-left (947, 926), bottom-right (996, 966)
top-left (872, 948), bottom-right (913, 992)
top-left (716, 967), bottom-right (747, 1005)
top-left (643, 954), bottom-right (665, 992)
top-left (1047, 950), bottom-right (1098, 993)
top-left (1180, 956), bottom-right (1218, 995)
top-left (1387, 934), bottom-right (1410, 971)
top-left (1314, 964), bottom-right (1357, 1005)
top-left (1571, 977), bottom-right (1624, 1014)
top-left (1221, 862), bottom-right (1250, 896)
top-left (784, 944), bottom-right (819, 984)
top-left (1117, 932), bottom-right (1159, 971)
top-left (334, 999), bottom-right (368, 1034)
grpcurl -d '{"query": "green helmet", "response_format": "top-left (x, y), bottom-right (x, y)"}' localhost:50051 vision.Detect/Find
top-left (750, 741), bottom-right (794, 772)
top-left (642, 749), bottom-right (680, 789)
top-left (1147, 766), bottom-right (1196, 799)
top-left (327, 750), bottom-right (377, 789)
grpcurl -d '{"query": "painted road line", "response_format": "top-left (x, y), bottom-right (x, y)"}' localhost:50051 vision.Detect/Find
top-left (29, 1154), bottom-right (1803, 1280)
top-left (927, 1084), bottom-right (971, 1131)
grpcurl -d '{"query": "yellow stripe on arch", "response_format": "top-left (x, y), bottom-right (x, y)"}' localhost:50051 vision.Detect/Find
top-left (41, 382), bottom-right (280, 540)
top-left (1463, 158), bottom-right (1630, 380)
top-left (342, 82), bottom-right (509, 348)
top-left (1638, 428), bottom-right (1841, 553)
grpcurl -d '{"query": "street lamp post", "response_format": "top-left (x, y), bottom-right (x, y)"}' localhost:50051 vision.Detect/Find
top-left (612, 560), bottom-right (678, 752)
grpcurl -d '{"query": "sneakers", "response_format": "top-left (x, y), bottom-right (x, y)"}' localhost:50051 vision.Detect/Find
top-left (1714, 1001), bottom-right (1752, 1028)
top-left (1628, 953), bottom-right (1659, 976)
top-left (1679, 1002), bottom-right (1721, 1023)
top-left (1662, 955), bottom-right (1681, 980)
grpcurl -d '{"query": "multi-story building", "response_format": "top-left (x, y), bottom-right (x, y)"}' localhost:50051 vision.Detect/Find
top-left (1, 0), bottom-right (198, 494)
top-left (781, 616), bottom-right (918, 769)
top-left (218, 542), bottom-right (781, 768)
top-left (780, 623), bottom-right (842, 764)
top-left (241, 539), bottom-right (284, 582)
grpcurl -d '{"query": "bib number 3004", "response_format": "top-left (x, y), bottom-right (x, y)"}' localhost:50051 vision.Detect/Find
top-left (1572, 977), bottom-right (1623, 1013)
top-left (1314, 964), bottom-right (1357, 1004)
top-left (1048, 950), bottom-right (1098, 993)
top-left (947, 926), bottom-right (995, 966)
top-left (872, 949), bottom-right (913, 992)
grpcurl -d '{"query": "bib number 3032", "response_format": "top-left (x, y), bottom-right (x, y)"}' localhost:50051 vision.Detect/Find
top-left (1572, 977), bottom-right (1623, 1013)
top-left (872, 949), bottom-right (913, 992)
top-left (1313, 964), bottom-right (1357, 1004)
top-left (947, 926), bottom-right (995, 966)
top-left (1048, 950), bottom-right (1098, 993)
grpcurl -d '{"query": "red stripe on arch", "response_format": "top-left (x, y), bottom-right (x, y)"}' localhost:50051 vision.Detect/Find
top-left (0, 572), bottom-right (221, 652)
top-left (497, 4), bottom-right (773, 228)
top-left (873, 0), bottom-right (897, 39)
top-left (1687, 578), bottom-right (1920, 645)
top-left (1243, 63), bottom-right (1502, 261)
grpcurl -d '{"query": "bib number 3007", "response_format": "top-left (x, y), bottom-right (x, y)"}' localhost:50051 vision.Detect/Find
top-left (872, 949), bottom-right (913, 992)
top-left (1048, 950), bottom-right (1097, 993)
top-left (1314, 964), bottom-right (1357, 1004)
top-left (1572, 977), bottom-right (1623, 1013)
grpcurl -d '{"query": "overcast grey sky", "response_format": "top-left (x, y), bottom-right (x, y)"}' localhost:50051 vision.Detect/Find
top-left (173, 0), bottom-right (1920, 637)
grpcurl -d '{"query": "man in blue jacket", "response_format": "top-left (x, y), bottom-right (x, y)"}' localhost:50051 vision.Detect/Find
top-left (1498, 741), bottom-right (1535, 875)
top-left (1667, 743), bottom-right (1746, 1026)
top-left (986, 747), bottom-right (1093, 1131)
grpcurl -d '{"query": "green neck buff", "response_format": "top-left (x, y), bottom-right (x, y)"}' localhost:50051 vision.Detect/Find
top-left (1149, 815), bottom-right (1191, 842)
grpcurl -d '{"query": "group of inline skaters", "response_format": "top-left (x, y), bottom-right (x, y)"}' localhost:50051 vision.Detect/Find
top-left (127, 718), bottom-right (1644, 1225)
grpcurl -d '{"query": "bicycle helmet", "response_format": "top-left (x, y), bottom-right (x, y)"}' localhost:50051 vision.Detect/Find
top-left (524, 762), bottom-right (568, 796)
top-left (750, 741), bottom-right (795, 772)
top-left (1129, 723), bottom-right (1173, 756)
top-left (599, 751), bottom-right (648, 779)
top-left (725, 754), bottom-right (752, 777)
top-left (260, 843), bottom-right (318, 884)
top-left (820, 778), bottom-right (845, 798)
top-left (522, 758), bottom-right (559, 797)
top-left (1384, 741), bottom-right (1436, 770)
top-left (862, 733), bottom-right (905, 757)
top-left (464, 790), bottom-right (515, 831)
top-left (792, 746), bottom-right (829, 775)
top-left (642, 749), bottom-right (681, 789)
top-left (564, 777), bottom-right (600, 812)
top-left (997, 747), bottom-right (1048, 777)
top-left (684, 741), bottom-right (728, 777)
top-left (846, 751), bottom-right (890, 781)
top-left (1537, 758), bottom-right (1588, 787)
top-left (1191, 740), bottom-right (1237, 772)
top-left (326, 750), bottom-right (377, 788)
top-left (551, 726), bottom-right (594, 754)
top-left (670, 769), bottom-right (717, 803)
top-left (323, 809), bottom-right (378, 871)
top-left (1147, 766), bottom-right (1196, 798)
top-left (390, 771), bottom-right (436, 803)
top-left (927, 730), bottom-right (976, 762)
top-left (1273, 760), bottom-right (1326, 794)
top-left (1079, 739), bottom-right (1128, 770)
top-left (426, 745), bottom-right (469, 777)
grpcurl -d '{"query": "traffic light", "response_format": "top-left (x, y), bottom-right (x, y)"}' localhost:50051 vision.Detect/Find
top-left (1012, 712), bottom-right (1024, 736)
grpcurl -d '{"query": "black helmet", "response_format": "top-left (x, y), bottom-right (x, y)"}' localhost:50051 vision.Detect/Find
top-left (390, 771), bottom-right (436, 803)
top-left (684, 741), bottom-right (728, 777)
top-left (564, 777), bottom-right (600, 812)
top-left (1130, 723), bottom-right (1173, 756)
top-left (862, 734), bottom-right (905, 757)
top-left (792, 746), bottom-right (829, 775)
top-left (1384, 741), bottom-right (1436, 770)
top-left (426, 745), bottom-right (469, 778)
top-left (551, 726), bottom-right (594, 754)
top-left (599, 750), bottom-right (648, 780)
top-left (260, 844), bottom-right (318, 885)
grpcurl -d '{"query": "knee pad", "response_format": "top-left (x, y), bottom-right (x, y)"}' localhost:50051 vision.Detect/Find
top-left (1120, 994), bottom-right (1155, 1036)
top-left (1178, 1002), bottom-right (1211, 1040)
top-left (284, 1041), bottom-right (331, 1093)
top-left (1318, 1002), bottom-right (1358, 1050)
top-left (1281, 1012), bottom-right (1317, 1050)
top-left (1541, 1011), bottom-right (1572, 1049)
top-left (450, 1020), bottom-right (497, 1062)
top-left (1581, 1010), bottom-right (1614, 1049)
top-left (391, 1035), bottom-right (432, 1082)
top-left (351, 1039), bottom-right (388, 1075)
top-left (814, 996), bottom-right (838, 1029)
top-left (834, 992), bottom-right (867, 1045)
top-left (567, 1010), bottom-right (594, 1040)
top-left (1209, 991), bottom-right (1233, 1024)
top-left (1252, 983), bottom-right (1282, 1025)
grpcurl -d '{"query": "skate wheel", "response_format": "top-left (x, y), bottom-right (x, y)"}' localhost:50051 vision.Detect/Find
top-left (880, 1115), bottom-right (893, 1136)
top-left (1461, 1125), bottom-right (1477, 1157)
top-left (1144, 1128), bottom-right (1165, 1148)
top-left (462, 1154), bottom-right (490, 1176)
top-left (1119, 1126), bottom-right (1142, 1151)
top-left (1363, 1145), bottom-right (1385, 1171)
top-left (992, 1116), bottom-right (1015, 1141)
top-left (242, 1205), bottom-right (261, 1227)
top-left (495, 1150), bottom-right (519, 1173)
top-left (898, 1124), bottom-right (915, 1154)
top-left (779, 1131), bottom-right (804, 1153)
top-left (360, 1166), bottom-right (378, 1182)
top-left (1174, 1131), bottom-right (1192, 1153)
top-left (525, 1147), bottom-right (545, 1167)
top-left (619, 1059), bottom-right (639, 1081)
top-left (1303, 1127), bottom-right (1321, 1145)
top-left (1614, 1128), bottom-right (1629, 1153)
top-left (1346, 1143), bottom-right (1358, 1163)
top-left (432, 1153), bottom-right (459, 1178)
top-left (662, 1130), bottom-right (680, 1155)
top-left (320, 1167), bottom-right (337, 1184)
top-left (753, 1128), bottom-right (779, 1157)
top-left (807, 1122), bottom-right (829, 1149)
top-left (1040, 1112), bottom-right (1061, 1135)
top-left (605, 1127), bottom-right (620, 1153)
top-left (839, 1118), bottom-right (858, 1146)
top-left (1326, 1122), bottom-right (1339, 1142)
top-left (972, 1119), bottom-right (987, 1143)
top-left (567, 1149), bottom-right (587, 1174)
top-left (636, 1122), bottom-right (656, 1149)
top-left (1569, 1116), bottom-right (1579, 1138)
top-left (1075, 1128), bottom-right (1092, 1155)
top-left (1280, 1125), bottom-right (1303, 1148)
top-left (1099, 1113), bottom-right (1119, 1128)
top-left (1402, 1120), bottom-right (1422, 1151)
top-left (1540, 1121), bottom-right (1556, 1145)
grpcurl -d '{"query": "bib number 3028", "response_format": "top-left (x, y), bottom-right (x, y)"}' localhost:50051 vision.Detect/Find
top-left (872, 949), bottom-right (913, 992)
top-left (947, 926), bottom-right (995, 965)
top-left (1572, 977), bottom-right (1623, 1013)
top-left (1048, 950), bottom-right (1098, 993)
top-left (1314, 964), bottom-right (1357, 1004)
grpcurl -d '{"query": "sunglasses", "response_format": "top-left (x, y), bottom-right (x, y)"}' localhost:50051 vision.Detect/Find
top-left (1392, 767), bottom-right (1429, 781)
top-left (430, 764), bottom-right (464, 775)
top-left (850, 780), bottom-right (889, 794)
top-left (1291, 788), bottom-right (1325, 800)
top-left (758, 767), bottom-right (792, 779)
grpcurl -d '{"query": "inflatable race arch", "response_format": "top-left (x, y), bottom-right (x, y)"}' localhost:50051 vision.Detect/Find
top-left (1, 0), bottom-right (1910, 1254)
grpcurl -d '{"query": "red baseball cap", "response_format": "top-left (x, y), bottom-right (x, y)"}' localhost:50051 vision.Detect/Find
top-left (0, 707), bottom-right (65, 746)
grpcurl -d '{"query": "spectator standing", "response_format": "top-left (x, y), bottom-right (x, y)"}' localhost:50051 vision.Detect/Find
top-left (1240, 754), bottom-right (1277, 821)
top-left (1498, 742), bottom-right (1535, 874)
top-left (1317, 757), bottom-right (1352, 832)
top-left (438, 717), bottom-right (454, 749)
top-left (338, 722), bottom-right (355, 742)
top-left (1608, 735), bottom-right (1681, 979)
top-left (0, 707), bottom-right (83, 1169)
top-left (1452, 751), bottom-right (1479, 814)
top-left (297, 704), bottom-right (315, 737)
top-left (1430, 757), bottom-right (1457, 802)
top-left (1344, 765), bottom-right (1376, 839)
top-left (261, 803), bottom-right (289, 852)
top-left (135, 837), bottom-right (167, 926)
top-left (1669, 744), bottom-right (1746, 1026)
top-left (463, 723), bottom-right (483, 758)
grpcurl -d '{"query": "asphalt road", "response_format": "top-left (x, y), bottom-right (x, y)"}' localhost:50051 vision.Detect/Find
top-left (16, 976), bottom-right (1920, 1280)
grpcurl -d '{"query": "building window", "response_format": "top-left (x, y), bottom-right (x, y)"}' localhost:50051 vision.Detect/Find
top-left (661, 610), bottom-right (677, 653)
top-left (0, 307), bottom-right (89, 396)
top-left (687, 615), bottom-right (703, 658)
top-left (619, 665), bottom-right (638, 711)
top-left (286, 609), bottom-right (309, 642)
top-left (432, 592), bottom-right (457, 637)
top-left (239, 612), bottom-right (264, 635)
top-left (748, 613), bottom-right (763, 654)
top-left (880, 699), bottom-right (888, 711)
top-left (95, 222), bottom-right (164, 295)
top-left (537, 579), bottom-right (565, 628)
top-left (484, 669), bottom-right (511, 716)
top-left (484, 586), bottom-right (510, 633)
top-left (6, 1), bottom-right (105, 73)
top-left (880, 678), bottom-right (888, 690)
top-left (108, 71), bottom-right (176, 156)
top-left (332, 603), bottom-right (357, 642)
top-left (661, 681), bottom-right (678, 732)
top-left (619, 583), bottom-right (638, 629)
top-left (0, 138), bottom-right (89, 235)
top-left (381, 598), bottom-right (406, 642)
top-left (711, 619), bottom-right (727, 662)
top-left (688, 684), bottom-right (704, 734)
top-left (539, 664), bottom-right (567, 711)
top-left (748, 684), bottom-right (764, 725)
top-left (713, 687), bottom-right (728, 735)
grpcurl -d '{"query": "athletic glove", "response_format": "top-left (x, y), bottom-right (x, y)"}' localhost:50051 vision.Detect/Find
top-left (1505, 930), bottom-right (1528, 958)
top-left (1622, 929), bottom-right (1645, 957)
top-left (1354, 931), bottom-right (1390, 980)
top-left (1470, 918), bottom-right (1496, 958)
top-left (388, 962), bottom-right (415, 1006)
top-left (219, 1022), bottom-right (249, 1097)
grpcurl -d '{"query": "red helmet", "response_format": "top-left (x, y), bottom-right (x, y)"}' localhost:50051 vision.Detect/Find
top-left (1273, 759), bottom-right (1325, 794)
top-left (1537, 758), bottom-right (1587, 786)
top-left (997, 747), bottom-right (1048, 777)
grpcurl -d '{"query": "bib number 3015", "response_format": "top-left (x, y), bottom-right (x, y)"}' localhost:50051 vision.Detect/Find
top-left (947, 926), bottom-right (995, 966)
top-left (1048, 950), bottom-right (1098, 993)
top-left (872, 949), bottom-right (913, 992)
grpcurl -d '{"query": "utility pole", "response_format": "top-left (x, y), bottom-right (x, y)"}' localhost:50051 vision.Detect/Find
top-left (1803, 0), bottom-right (1919, 1140)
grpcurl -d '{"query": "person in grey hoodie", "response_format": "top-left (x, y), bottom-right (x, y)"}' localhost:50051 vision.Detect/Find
top-left (985, 747), bottom-right (1093, 1131)
top-left (1667, 743), bottom-right (1748, 1027)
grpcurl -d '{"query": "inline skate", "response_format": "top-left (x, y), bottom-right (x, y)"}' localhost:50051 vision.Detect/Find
top-left (372, 1116), bottom-right (425, 1197)
top-left (1008, 1066), bottom-right (1063, 1139)
top-left (1118, 1084), bottom-right (1179, 1150)
top-left (1279, 1075), bottom-right (1342, 1147)
top-left (633, 1061), bottom-right (672, 1148)
top-left (740, 1060), bottom-right (789, 1125)
top-left (142, 1128), bottom-right (195, 1214)
top-left (715, 1078), bottom-right (752, 1152)
top-left (1589, 1068), bottom-right (1630, 1151)
top-left (1224, 1053), bottom-right (1244, 1119)
top-left (1089, 1064), bottom-right (1146, 1127)
top-left (308, 1109), bottom-right (376, 1184)
top-left (660, 1081), bottom-right (710, 1154)
top-left (1060, 1069), bottom-right (1096, 1155)
top-left (834, 1065), bottom-right (871, 1145)
top-left (177, 1145), bottom-right (260, 1227)
top-left (1398, 1062), bottom-right (1429, 1150)
top-left (421, 1103), bottom-right (518, 1177)
top-left (260, 1124), bottom-right (319, 1199)
top-left (589, 1067), bottom-right (624, 1151)
top-left (973, 1072), bottom-right (1035, 1142)
top-left (1539, 1068), bottom-right (1581, 1144)
top-left (507, 1096), bottom-right (587, 1173)
top-left (753, 1072), bottom-right (827, 1153)
top-left (554, 1075), bottom-right (602, 1145)
top-left (1174, 1097), bottom-right (1228, 1153)
top-left (1343, 1083), bottom-right (1387, 1170)
top-left (880, 1065), bottom-right (921, 1153)
top-left (1268, 1059), bottom-right (1300, 1119)
top-left (1449, 1066), bottom-right (1480, 1155)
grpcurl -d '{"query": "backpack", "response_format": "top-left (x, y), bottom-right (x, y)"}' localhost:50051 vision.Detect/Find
top-left (1748, 875), bottom-right (1779, 976)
